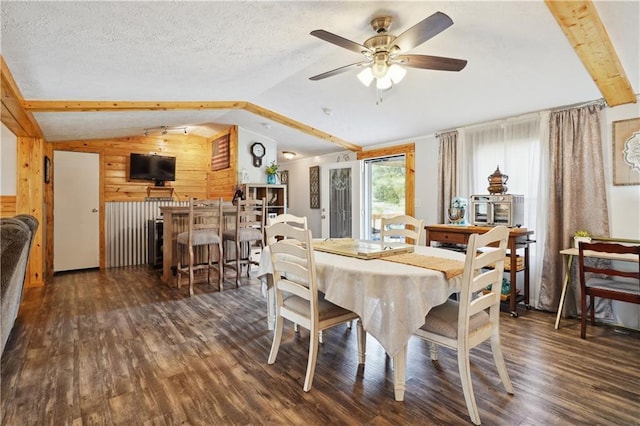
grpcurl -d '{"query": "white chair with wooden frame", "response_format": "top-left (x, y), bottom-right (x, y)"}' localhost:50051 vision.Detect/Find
top-left (176, 198), bottom-right (224, 296)
top-left (413, 225), bottom-right (513, 425)
top-left (223, 198), bottom-right (266, 287)
top-left (578, 241), bottom-right (640, 339)
top-left (266, 213), bottom-right (308, 241)
top-left (380, 214), bottom-right (424, 245)
top-left (266, 222), bottom-right (366, 392)
top-left (266, 213), bottom-right (334, 340)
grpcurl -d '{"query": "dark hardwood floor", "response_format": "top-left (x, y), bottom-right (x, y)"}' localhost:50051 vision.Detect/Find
top-left (2, 266), bottom-right (639, 425)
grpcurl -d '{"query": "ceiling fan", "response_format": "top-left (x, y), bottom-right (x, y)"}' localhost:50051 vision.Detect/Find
top-left (309, 11), bottom-right (467, 90)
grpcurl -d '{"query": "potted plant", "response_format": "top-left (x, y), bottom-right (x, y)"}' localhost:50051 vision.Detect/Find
top-left (574, 230), bottom-right (592, 248)
top-left (265, 161), bottom-right (279, 184)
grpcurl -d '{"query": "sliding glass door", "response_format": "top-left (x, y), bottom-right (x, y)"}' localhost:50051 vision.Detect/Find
top-left (363, 155), bottom-right (406, 240)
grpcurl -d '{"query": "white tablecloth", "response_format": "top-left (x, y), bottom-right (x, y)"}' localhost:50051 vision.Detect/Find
top-left (258, 243), bottom-right (465, 357)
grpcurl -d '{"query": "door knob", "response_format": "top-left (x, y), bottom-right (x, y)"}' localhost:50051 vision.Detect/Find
top-left (321, 215), bottom-right (326, 219)
top-left (92, 208), bottom-right (98, 213)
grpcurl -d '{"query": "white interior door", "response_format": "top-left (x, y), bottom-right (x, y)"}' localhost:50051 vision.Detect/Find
top-left (54, 151), bottom-right (100, 272)
top-left (320, 161), bottom-right (362, 239)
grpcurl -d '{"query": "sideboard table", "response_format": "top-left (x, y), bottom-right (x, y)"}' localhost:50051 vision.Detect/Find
top-left (425, 224), bottom-right (535, 316)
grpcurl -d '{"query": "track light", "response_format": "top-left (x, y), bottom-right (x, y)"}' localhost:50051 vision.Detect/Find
top-left (143, 126), bottom-right (188, 136)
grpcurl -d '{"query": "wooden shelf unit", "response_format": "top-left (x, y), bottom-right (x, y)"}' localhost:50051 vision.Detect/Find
top-left (146, 186), bottom-right (174, 200)
top-left (241, 183), bottom-right (287, 218)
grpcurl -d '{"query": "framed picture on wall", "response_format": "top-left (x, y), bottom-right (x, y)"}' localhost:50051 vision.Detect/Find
top-left (613, 117), bottom-right (640, 185)
top-left (211, 134), bottom-right (230, 171)
top-left (279, 170), bottom-right (289, 206)
top-left (309, 166), bottom-right (320, 209)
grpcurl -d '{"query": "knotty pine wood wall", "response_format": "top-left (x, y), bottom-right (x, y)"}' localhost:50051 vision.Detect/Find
top-left (46, 126), bottom-right (238, 273)
top-left (52, 126), bottom-right (237, 202)
top-left (17, 137), bottom-right (46, 287)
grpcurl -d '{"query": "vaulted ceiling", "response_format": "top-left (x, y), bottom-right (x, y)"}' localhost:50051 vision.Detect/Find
top-left (1, 1), bottom-right (638, 161)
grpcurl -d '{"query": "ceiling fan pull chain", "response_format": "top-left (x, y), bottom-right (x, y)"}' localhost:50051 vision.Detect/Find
top-left (376, 88), bottom-right (384, 106)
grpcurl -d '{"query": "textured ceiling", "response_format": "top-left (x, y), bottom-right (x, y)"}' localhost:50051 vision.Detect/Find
top-left (1, 1), bottom-right (638, 161)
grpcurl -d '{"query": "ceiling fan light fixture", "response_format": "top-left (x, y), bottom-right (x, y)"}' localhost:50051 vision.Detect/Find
top-left (376, 74), bottom-right (393, 90)
top-left (371, 56), bottom-right (388, 79)
top-left (388, 64), bottom-right (406, 84)
top-left (309, 11), bottom-right (466, 92)
top-left (357, 67), bottom-right (374, 87)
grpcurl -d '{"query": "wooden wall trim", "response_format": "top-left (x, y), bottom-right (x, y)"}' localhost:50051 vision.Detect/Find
top-left (243, 103), bottom-right (362, 152)
top-left (545, 0), bottom-right (636, 107)
top-left (44, 142), bottom-right (54, 281)
top-left (357, 143), bottom-right (415, 160)
top-left (0, 56), bottom-right (43, 138)
top-left (0, 195), bottom-right (17, 217)
top-left (16, 137), bottom-right (45, 287)
top-left (22, 100), bottom-right (248, 112)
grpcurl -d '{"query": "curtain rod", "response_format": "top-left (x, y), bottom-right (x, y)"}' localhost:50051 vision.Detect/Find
top-left (434, 95), bottom-right (629, 138)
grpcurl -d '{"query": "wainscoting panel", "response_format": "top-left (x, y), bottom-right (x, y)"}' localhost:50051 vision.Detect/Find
top-left (105, 200), bottom-right (188, 268)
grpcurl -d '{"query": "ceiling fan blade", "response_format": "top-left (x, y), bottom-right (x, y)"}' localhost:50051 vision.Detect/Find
top-left (310, 30), bottom-right (371, 55)
top-left (392, 11), bottom-right (454, 52)
top-left (396, 54), bottom-right (467, 71)
top-left (309, 61), bottom-right (370, 81)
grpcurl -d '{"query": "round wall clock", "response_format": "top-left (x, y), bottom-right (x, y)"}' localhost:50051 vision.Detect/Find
top-left (251, 142), bottom-right (266, 167)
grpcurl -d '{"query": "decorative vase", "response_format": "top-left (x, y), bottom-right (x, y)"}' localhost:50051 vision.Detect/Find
top-left (487, 165), bottom-right (509, 194)
top-left (267, 174), bottom-right (276, 184)
top-left (574, 236), bottom-right (591, 248)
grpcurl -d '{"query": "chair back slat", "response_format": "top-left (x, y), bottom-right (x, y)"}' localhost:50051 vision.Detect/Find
top-left (266, 222), bottom-right (318, 317)
top-left (234, 198), bottom-right (266, 242)
top-left (188, 198), bottom-right (223, 241)
top-left (579, 242), bottom-right (640, 281)
top-left (459, 226), bottom-right (509, 330)
top-left (267, 214), bottom-right (308, 244)
top-left (380, 215), bottom-right (424, 244)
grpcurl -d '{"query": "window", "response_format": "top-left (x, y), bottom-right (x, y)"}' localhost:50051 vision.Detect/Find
top-left (460, 117), bottom-right (541, 231)
top-left (458, 115), bottom-right (544, 304)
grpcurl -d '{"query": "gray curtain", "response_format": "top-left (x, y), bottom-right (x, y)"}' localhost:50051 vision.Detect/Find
top-left (437, 131), bottom-right (458, 224)
top-left (538, 104), bottom-right (611, 318)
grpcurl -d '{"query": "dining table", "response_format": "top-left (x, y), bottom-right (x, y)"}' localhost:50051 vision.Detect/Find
top-left (257, 240), bottom-right (466, 402)
top-left (159, 203), bottom-right (236, 284)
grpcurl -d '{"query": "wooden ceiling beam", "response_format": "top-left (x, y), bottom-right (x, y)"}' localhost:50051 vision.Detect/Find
top-left (545, 0), bottom-right (636, 106)
top-left (21, 100), bottom-right (248, 112)
top-left (22, 99), bottom-right (363, 153)
top-left (1, 56), bottom-right (43, 138)
top-left (244, 102), bottom-right (362, 152)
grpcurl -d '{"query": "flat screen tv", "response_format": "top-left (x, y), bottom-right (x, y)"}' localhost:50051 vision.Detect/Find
top-left (129, 153), bottom-right (176, 186)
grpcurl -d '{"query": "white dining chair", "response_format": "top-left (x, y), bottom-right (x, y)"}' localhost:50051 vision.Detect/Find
top-left (380, 214), bottom-right (424, 245)
top-left (266, 221), bottom-right (366, 392)
top-left (266, 213), bottom-right (334, 340)
top-left (413, 225), bottom-right (513, 425)
top-left (176, 197), bottom-right (224, 295)
top-left (266, 213), bottom-right (308, 240)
